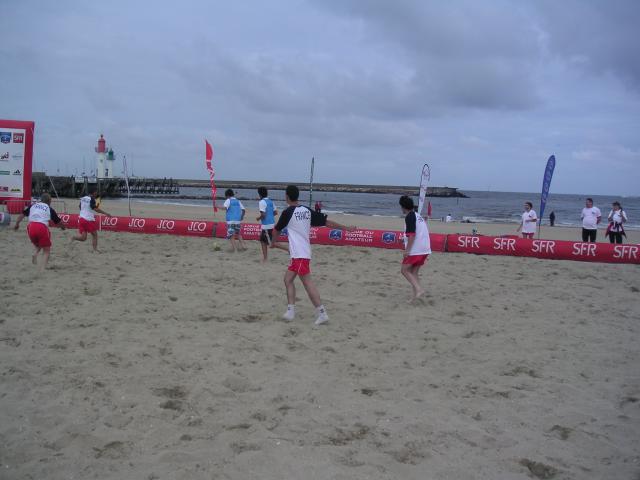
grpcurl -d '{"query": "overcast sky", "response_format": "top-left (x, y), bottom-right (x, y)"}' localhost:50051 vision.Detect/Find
top-left (1, 0), bottom-right (639, 195)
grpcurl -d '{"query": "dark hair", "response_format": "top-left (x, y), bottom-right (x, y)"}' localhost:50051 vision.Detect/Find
top-left (586, 197), bottom-right (593, 203)
top-left (612, 201), bottom-right (621, 208)
top-left (399, 195), bottom-right (414, 210)
top-left (525, 201), bottom-right (533, 208)
top-left (257, 186), bottom-right (268, 198)
top-left (89, 187), bottom-right (97, 195)
top-left (224, 188), bottom-right (234, 197)
top-left (286, 185), bottom-right (299, 201)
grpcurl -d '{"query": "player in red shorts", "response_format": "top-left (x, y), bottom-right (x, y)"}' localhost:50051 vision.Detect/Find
top-left (271, 185), bottom-right (353, 325)
top-left (71, 189), bottom-right (112, 252)
top-left (399, 195), bottom-right (431, 302)
top-left (13, 193), bottom-right (66, 271)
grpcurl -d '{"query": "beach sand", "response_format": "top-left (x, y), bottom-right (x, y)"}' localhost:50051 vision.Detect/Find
top-left (1, 200), bottom-right (639, 479)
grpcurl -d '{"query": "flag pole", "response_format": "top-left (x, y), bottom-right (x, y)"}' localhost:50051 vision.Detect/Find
top-left (309, 157), bottom-right (315, 208)
top-left (122, 154), bottom-right (132, 216)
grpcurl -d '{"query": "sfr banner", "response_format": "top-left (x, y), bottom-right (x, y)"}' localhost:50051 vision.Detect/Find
top-left (447, 234), bottom-right (640, 264)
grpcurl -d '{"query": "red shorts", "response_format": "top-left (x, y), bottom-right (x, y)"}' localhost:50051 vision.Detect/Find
top-left (78, 217), bottom-right (98, 234)
top-left (27, 222), bottom-right (52, 248)
top-left (288, 258), bottom-right (311, 276)
top-left (402, 254), bottom-right (428, 266)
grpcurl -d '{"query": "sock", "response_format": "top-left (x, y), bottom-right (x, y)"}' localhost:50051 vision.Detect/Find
top-left (287, 304), bottom-right (295, 311)
top-left (317, 305), bottom-right (326, 314)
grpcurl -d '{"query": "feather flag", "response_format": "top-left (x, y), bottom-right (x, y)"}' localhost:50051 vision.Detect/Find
top-left (418, 163), bottom-right (430, 216)
top-left (205, 140), bottom-right (218, 212)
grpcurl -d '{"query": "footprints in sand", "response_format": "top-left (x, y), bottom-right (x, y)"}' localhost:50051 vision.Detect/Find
top-left (519, 458), bottom-right (559, 479)
top-left (153, 385), bottom-right (188, 412)
top-left (93, 440), bottom-right (133, 459)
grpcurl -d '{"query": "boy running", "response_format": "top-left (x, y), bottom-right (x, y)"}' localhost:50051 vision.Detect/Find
top-left (71, 189), bottom-right (112, 252)
top-left (13, 193), bottom-right (67, 271)
top-left (399, 195), bottom-right (431, 302)
top-left (223, 189), bottom-right (246, 252)
top-left (271, 185), bottom-right (331, 325)
top-left (256, 186), bottom-right (278, 262)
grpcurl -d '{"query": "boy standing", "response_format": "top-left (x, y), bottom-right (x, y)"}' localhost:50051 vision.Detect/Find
top-left (256, 186), bottom-right (278, 262)
top-left (71, 189), bottom-right (112, 252)
top-left (399, 195), bottom-right (431, 302)
top-left (223, 189), bottom-right (246, 252)
top-left (13, 193), bottom-right (66, 271)
top-left (271, 185), bottom-right (330, 325)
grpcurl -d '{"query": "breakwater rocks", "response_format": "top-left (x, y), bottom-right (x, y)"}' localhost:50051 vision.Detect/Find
top-left (31, 174), bottom-right (467, 198)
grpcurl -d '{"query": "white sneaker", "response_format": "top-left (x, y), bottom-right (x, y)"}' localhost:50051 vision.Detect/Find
top-left (314, 311), bottom-right (329, 326)
top-left (282, 309), bottom-right (295, 322)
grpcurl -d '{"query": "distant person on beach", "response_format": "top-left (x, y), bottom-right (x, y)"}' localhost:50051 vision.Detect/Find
top-left (606, 201), bottom-right (627, 244)
top-left (271, 186), bottom-right (354, 325)
top-left (71, 189), bottom-right (112, 252)
top-left (445, 214), bottom-right (452, 223)
top-left (516, 201), bottom-right (537, 239)
top-left (314, 201), bottom-right (322, 213)
top-left (256, 186), bottom-right (278, 262)
top-left (549, 211), bottom-right (555, 226)
top-left (13, 193), bottom-right (66, 271)
top-left (223, 189), bottom-right (246, 252)
top-left (399, 195), bottom-right (431, 302)
top-left (581, 198), bottom-right (601, 242)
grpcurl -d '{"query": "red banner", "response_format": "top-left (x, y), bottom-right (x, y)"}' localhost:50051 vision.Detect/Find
top-left (447, 234), bottom-right (640, 264)
top-left (52, 215), bottom-right (639, 264)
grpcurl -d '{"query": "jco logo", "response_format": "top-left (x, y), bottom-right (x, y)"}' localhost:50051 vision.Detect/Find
top-left (187, 221), bottom-right (206, 232)
top-left (157, 219), bottom-right (175, 230)
top-left (101, 216), bottom-right (118, 226)
top-left (128, 218), bottom-right (146, 229)
top-left (59, 214), bottom-right (70, 223)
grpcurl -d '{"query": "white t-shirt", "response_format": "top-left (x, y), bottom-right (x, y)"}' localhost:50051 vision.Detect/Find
top-left (79, 195), bottom-right (96, 221)
top-left (274, 205), bottom-right (326, 259)
top-left (581, 207), bottom-right (601, 230)
top-left (521, 209), bottom-right (537, 234)
top-left (27, 202), bottom-right (52, 225)
top-left (404, 211), bottom-right (431, 255)
top-left (445, 215), bottom-right (452, 223)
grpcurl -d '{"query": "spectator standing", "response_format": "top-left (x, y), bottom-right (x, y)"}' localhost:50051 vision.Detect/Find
top-left (605, 202), bottom-right (627, 244)
top-left (581, 198), bottom-right (601, 242)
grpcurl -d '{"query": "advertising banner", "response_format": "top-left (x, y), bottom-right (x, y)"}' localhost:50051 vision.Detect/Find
top-left (51, 215), bottom-right (639, 264)
top-left (0, 119), bottom-right (34, 208)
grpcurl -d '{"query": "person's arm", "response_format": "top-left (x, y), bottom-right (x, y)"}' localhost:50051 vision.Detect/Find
top-left (404, 214), bottom-right (416, 257)
top-left (608, 210), bottom-right (614, 222)
top-left (527, 213), bottom-right (537, 223)
top-left (271, 206), bottom-right (293, 250)
top-left (516, 215), bottom-right (522, 232)
top-left (621, 211), bottom-right (628, 223)
top-left (90, 198), bottom-right (112, 217)
top-left (13, 206), bottom-right (30, 230)
top-left (257, 200), bottom-right (265, 222)
top-left (596, 214), bottom-right (602, 224)
top-left (310, 210), bottom-right (356, 230)
top-left (49, 207), bottom-right (67, 230)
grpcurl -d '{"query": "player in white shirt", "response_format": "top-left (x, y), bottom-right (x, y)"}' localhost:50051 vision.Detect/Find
top-left (271, 185), bottom-right (352, 325)
top-left (13, 193), bottom-right (66, 271)
top-left (399, 196), bottom-right (431, 302)
top-left (71, 189), bottom-right (112, 252)
top-left (516, 201), bottom-right (537, 239)
top-left (580, 197), bottom-right (601, 242)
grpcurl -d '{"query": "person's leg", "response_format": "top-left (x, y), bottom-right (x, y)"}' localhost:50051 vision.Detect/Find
top-left (283, 270), bottom-right (297, 320)
top-left (90, 232), bottom-right (99, 251)
top-left (589, 229), bottom-right (597, 242)
top-left (582, 228), bottom-right (589, 242)
top-left (40, 247), bottom-right (51, 272)
top-left (32, 246), bottom-right (41, 265)
top-left (72, 231), bottom-right (88, 242)
top-left (261, 242), bottom-right (268, 261)
top-left (299, 274), bottom-right (321, 308)
top-left (615, 232), bottom-right (623, 244)
top-left (410, 264), bottom-right (425, 299)
top-left (609, 233), bottom-right (615, 244)
top-left (401, 263), bottom-right (421, 298)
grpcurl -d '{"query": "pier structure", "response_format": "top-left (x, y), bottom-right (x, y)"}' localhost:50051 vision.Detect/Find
top-left (31, 174), bottom-right (466, 199)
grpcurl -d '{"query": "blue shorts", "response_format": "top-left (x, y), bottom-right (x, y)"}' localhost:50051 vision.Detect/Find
top-left (226, 223), bottom-right (241, 239)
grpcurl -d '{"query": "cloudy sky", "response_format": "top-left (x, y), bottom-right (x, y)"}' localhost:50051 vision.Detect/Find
top-left (2, 0), bottom-right (639, 195)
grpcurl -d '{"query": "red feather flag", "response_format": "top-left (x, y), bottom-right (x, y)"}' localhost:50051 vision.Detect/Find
top-left (205, 140), bottom-right (218, 212)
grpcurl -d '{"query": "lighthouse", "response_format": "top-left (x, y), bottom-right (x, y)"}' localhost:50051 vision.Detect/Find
top-left (95, 134), bottom-right (107, 178)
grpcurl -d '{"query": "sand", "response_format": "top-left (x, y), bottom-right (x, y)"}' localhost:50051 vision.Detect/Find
top-left (1, 199), bottom-right (639, 479)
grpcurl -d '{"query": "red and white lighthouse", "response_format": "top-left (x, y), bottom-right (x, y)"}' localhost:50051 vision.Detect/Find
top-left (95, 134), bottom-right (107, 178)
